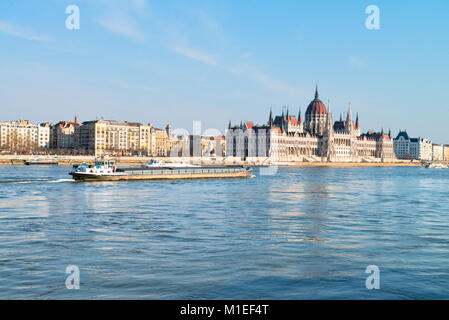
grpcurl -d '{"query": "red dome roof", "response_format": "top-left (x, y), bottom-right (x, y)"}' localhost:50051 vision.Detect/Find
top-left (305, 87), bottom-right (327, 115)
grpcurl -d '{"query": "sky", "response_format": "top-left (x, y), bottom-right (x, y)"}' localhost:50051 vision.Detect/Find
top-left (0, 0), bottom-right (448, 143)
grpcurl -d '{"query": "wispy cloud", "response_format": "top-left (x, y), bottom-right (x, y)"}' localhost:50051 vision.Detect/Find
top-left (182, 8), bottom-right (220, 31)
top-left (172, 45), bottom-right (217, 66)
top-left (171, 43), bottom-right (302, 97)
top-left (131, 0), bottom-right (147, 15)
top-left (96, 2), bottom-right (303, 98)
top-left (0, 21), bottom-right (49, 42)
top-left (96, 0), bottom-right (148, 42)
top-left (251, 72), bottom-right (304, 97)
top-left (350, 56), bottom-right (365, 69)
top-left (96, 13), bottom-right (147, 42)
top-left (171, 44), bottom-right (239, 74)
top-left (165, 6), bottom-right (303, 98)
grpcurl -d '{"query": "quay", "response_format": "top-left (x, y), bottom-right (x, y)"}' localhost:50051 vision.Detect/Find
top-left (0, 155), bottom-right (434, 167)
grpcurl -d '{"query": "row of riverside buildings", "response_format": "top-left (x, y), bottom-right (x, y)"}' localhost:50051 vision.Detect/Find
top-left (0, 118), bottom-right (225, 157)
top-left (1, 87), bottom-right (447, 161)
top-left (393, 131), bottom-right (447, 161)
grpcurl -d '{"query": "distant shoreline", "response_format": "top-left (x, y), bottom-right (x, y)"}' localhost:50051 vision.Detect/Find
top-left (0, 155), bottom-right (433, 167)
top-left (288, 161), bottom-right (424, 167)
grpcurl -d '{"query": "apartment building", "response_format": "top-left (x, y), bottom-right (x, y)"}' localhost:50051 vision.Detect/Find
top-left (0, 120), bottom-right (50, 153)
top-left (74, 120), bottom-right (174, 156)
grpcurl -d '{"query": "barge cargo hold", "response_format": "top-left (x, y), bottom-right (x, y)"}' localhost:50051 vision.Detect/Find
top-left (69, 159), bottom-right (253, 181)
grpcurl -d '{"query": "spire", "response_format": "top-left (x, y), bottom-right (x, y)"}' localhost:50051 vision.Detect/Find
top-left (315, 84), bottom-right (319, 99)
top-left (327, 100), bottom-right (333, 125)
top-left (325, 100), bottom-right (333, 137)
top-left (298, 107), bottom-right (302, 123)
top-left (347, 102), bottom-right (353, 124)
top-left (356, 113), bottom-right (359, 128)
top-left (286, 106), bottom-right (289, 118)
top-left (388, 129), bottom-right (391, 138)
top-left (228, 120), bottom-right (232, 129)
top-left (268, 107), bottom-right (273, 125)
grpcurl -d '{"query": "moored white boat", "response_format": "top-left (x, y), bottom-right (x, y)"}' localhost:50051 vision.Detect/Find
top-left (425, 163), bottom-right (448, 169)
top-left (24, 156), bottom-right (58, 165)
top-left (141, 159), bottom-right (200, 168)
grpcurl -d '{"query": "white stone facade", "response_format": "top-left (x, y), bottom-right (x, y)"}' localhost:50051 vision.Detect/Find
top-left (393, 131), bottom-right (433, 161)
top-left (432, 144), bottom-right (444, 161)
top-left (75, 120), bottom-right (157, 156)
top-left (444, 145), bottom-right (449, 161)
top-left (0, 120), bottom-right (50, 153)
top-left (226, 90), bottom-right (395, 163)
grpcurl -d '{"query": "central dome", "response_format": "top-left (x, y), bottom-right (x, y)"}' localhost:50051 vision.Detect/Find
top-left (305, 86), bottom-right (327, 115)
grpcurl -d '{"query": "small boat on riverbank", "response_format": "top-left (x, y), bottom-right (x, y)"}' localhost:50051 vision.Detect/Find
top-left (70, 158), bottom-right (253, 181)
top-left (141, 159), bottom-right (200, 168)
top-left (425, 163), bottom-right (448, 169)
top-left (24, 156), bottom-right (58, 165)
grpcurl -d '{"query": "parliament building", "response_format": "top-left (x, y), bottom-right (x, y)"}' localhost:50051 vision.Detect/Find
top-left (226, 87), bottom-right (395, 162)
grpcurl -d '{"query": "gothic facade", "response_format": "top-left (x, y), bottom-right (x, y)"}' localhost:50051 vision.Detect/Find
top-left (226, 87), bottom-right (396, 162)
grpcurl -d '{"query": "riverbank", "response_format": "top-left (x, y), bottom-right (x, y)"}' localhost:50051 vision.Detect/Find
top-left (0, 155), bottom-right (154, 166)
top-left (0, 155), bottom-right (432, 167)
top-left (289, 161), bottom-right (425, 167)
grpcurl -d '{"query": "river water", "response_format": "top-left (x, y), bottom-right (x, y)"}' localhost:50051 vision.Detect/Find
top-left (0, 165), bottom-right (448, 299)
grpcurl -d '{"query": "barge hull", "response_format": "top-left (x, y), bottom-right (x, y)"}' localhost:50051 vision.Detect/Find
top-left (70, 170), bottom-right (252, 181)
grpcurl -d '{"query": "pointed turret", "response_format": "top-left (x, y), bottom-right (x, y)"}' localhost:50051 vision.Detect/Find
top-left (268, 107), bottom-right (273, 125)
top-left (324, 100), bottom-right (334, 161)
top-left (347, 102), bottom-right (353, 124)
top-left (228, 120), bottom-right (232, 129)
top-left (298, 107), bottom-right (302, 123)
top-left (326, 100), bottom-right (333, 127)
top-left (356, 113), bottom-right (359, 128)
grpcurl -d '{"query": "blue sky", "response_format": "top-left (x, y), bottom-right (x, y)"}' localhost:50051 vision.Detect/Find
top-left (0, 0), bottom-right (448, 143)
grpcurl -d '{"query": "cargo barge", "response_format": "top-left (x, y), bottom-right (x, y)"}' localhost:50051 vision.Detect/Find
top-left (69, 159), bottom-right (253, 181)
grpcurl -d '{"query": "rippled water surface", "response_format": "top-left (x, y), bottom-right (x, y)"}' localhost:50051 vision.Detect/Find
top-left (1, 165), bottom-right (448, 299)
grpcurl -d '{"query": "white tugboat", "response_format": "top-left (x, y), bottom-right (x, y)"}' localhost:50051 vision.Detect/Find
top-left (70, 158), bottom-right (253, 181)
